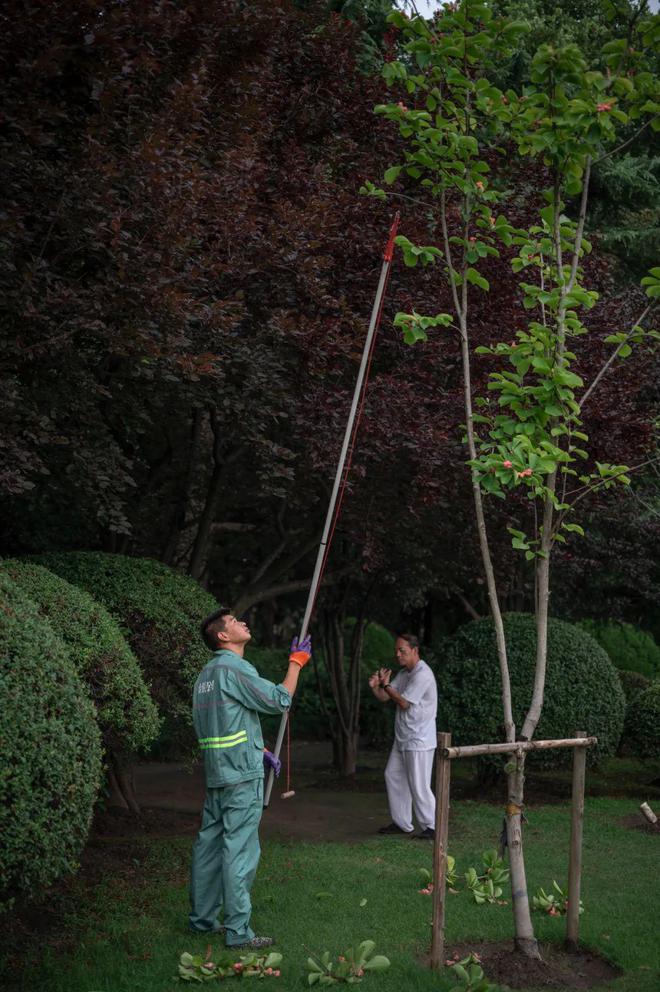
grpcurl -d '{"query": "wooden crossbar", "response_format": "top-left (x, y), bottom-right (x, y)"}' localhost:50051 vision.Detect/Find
top-left (430, 730), bottom-right (596, 970)
top-left (443, 736), bottom-right (597, 759)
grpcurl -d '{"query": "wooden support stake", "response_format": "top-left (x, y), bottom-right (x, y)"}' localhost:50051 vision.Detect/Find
top-left (565, 730), bottom-right (587, 952)
top-left (430, 731), bottom-right (451, 971)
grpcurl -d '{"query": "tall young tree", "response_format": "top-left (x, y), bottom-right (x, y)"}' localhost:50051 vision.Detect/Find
top-left (367, 0), bottom-right (659, 957)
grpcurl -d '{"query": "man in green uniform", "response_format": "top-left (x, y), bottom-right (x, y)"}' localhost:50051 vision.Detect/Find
top-left (189, 608), bottom-right (311, 949)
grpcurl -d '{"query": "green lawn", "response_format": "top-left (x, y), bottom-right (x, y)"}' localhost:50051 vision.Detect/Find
top-left (3, 798), bottom-right (658, 992)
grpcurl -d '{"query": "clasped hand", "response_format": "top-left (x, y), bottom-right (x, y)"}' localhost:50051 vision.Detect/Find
top-left (369, 667), bottom-right (392, 689)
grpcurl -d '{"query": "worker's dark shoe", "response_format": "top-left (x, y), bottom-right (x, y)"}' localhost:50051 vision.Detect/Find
top-left (232, 936), bottom-right (274, 950)
top-left (378, 822), bottom-right (414, 835)
top-left (413, 827), bottom-right (435, 841)
top-left (189, 924), bottom-right (226, 935)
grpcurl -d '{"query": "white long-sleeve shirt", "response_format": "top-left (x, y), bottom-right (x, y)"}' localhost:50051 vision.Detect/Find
top-left (391, 659), bottom-right (437, 750)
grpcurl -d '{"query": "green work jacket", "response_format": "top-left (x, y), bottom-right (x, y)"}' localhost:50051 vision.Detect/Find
top-left (192, 649), bottom-right (291, 788)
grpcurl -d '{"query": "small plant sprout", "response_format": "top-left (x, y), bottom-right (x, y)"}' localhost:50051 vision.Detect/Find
top-left (447, 953), bottom-right (498, 992)
top-left (417, 855), bottom-right (458, 894)
top-left (532, 880), bottom-right (584, 916)
top-left (306, 940), bottom-right (390, 985)
top-left (178, 949), bottom-right (283, 982)
top-left (464, 851), bottom-right (510, 905)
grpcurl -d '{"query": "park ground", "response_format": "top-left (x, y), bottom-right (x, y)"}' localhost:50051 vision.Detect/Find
top-left (3, 744), bottom-right (659, 992)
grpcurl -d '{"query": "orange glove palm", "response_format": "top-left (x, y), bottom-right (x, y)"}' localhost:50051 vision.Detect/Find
top-left (289, 634), bottom-right (312, 668)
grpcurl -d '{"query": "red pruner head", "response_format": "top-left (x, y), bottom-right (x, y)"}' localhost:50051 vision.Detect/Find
top-left (383, 212), bottom-right (401, 262)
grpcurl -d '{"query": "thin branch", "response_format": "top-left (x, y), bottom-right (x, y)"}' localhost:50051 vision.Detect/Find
top-left (455, 589), bottom-right (482, 621)
top-left (563, 455), bottom-right (660, 509)
top-left (385, 190), bottom-right (438, 212)
top-left (629, 488), bottom-right (660, 520)
top-left (232, 563), bottom-right (356, 616)
top-left (440, 187), bottom-right (463, 325)
top-left (566, 156), bottom-right (591, 296)
top-left (579, 303), bottom-right (654, 410)
top-left (594, 117), bottom-right (657, 165)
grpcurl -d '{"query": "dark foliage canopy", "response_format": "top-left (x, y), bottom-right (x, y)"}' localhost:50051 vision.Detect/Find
top-left (0, 0), bottom-right (657, 636)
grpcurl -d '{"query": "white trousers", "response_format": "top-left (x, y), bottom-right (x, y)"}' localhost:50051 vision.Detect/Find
top-left (384, 746), bottom-right (436, 832)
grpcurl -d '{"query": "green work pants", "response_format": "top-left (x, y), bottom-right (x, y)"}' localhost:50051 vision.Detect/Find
top-left (189, 777), bottom-right (263, 945)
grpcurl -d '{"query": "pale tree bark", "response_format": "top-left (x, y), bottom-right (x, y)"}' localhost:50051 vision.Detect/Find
top-left (441, 178), bottom-right (539, 956)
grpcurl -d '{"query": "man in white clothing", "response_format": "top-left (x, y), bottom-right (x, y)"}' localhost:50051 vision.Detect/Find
top-left (368, 633), bottom-right (437, 840)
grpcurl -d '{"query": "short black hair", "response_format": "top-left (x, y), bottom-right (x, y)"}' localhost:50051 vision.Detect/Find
top-left (397, 632), bottom-right (420, 651)
top-left (200, 608), bottom-right (232, 650)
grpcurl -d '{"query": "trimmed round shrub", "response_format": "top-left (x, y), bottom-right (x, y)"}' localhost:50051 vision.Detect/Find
top-left (618, 669), bottom-right (651, 704)
top-left (441, 613), bottom-right (626, 770)
top-left (578, 620), bottom-right (660, 678)
top-left (31, 552), bottom-right (217, 752)
top-left (0, 560), bottom-right (160, 754)
top-left (0, 574), bottom-right (102, 911)
top-left (626, 681), bottom-right (660, 760)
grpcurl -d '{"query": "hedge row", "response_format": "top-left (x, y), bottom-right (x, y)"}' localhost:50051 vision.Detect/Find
top-left (579, 620), bottom-right (660, 677)
top-left (438, 613), bottom-right (626, 772)
top-left (2, 551), bottom-right (220, 911)
top-left (0, 560), bottom-right (160, 754)
top-left (32, 552), bottom-right (217, 756)
top-left (0, 574), bottom-right (102, 911)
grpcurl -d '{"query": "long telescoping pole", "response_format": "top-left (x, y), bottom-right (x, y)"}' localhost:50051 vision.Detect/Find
top-left (263, 213), bottom-right (400, 808)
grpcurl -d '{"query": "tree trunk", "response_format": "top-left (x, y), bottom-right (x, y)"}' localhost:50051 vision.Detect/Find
top-left (106, 764), bottom-right (129, 810)
top-left (336, 731), bottom-right (359, 777)
top-left (505, 756), bottom-right (538, 956)
top-left (320, 602), bottom-right (367, 778)
top-left (447, 187), bottom-right (540, 957)
top-left (107, 751), bottom-right (141, 814)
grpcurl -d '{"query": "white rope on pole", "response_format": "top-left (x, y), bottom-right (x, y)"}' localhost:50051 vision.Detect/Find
top-left (263, 214), bottom-right (400, 807)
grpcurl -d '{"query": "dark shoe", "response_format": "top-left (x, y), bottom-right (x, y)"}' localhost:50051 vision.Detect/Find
top-left (378, 822), bottom-right (414, 835)
top-left (414, 827), bottom-right (435, 841)
top-left (231, 936), bottom-right (274, 950)
top-left (189, 924), bottom-right (226, 935)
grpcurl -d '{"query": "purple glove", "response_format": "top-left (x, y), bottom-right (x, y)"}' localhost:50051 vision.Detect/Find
top-left (263, 748), bottom-right (281, 777)
top-left (290, 634), bottom-right (312, 655)
top-left (289, 634), bottom-right (312, 668)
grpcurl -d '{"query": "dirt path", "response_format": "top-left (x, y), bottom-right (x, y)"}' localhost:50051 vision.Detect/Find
top-left (132, 741), bottom-right (393, 842)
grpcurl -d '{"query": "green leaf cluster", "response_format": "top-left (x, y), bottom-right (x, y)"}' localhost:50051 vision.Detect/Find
top-left (394, 308), bottom-right (453, 344)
